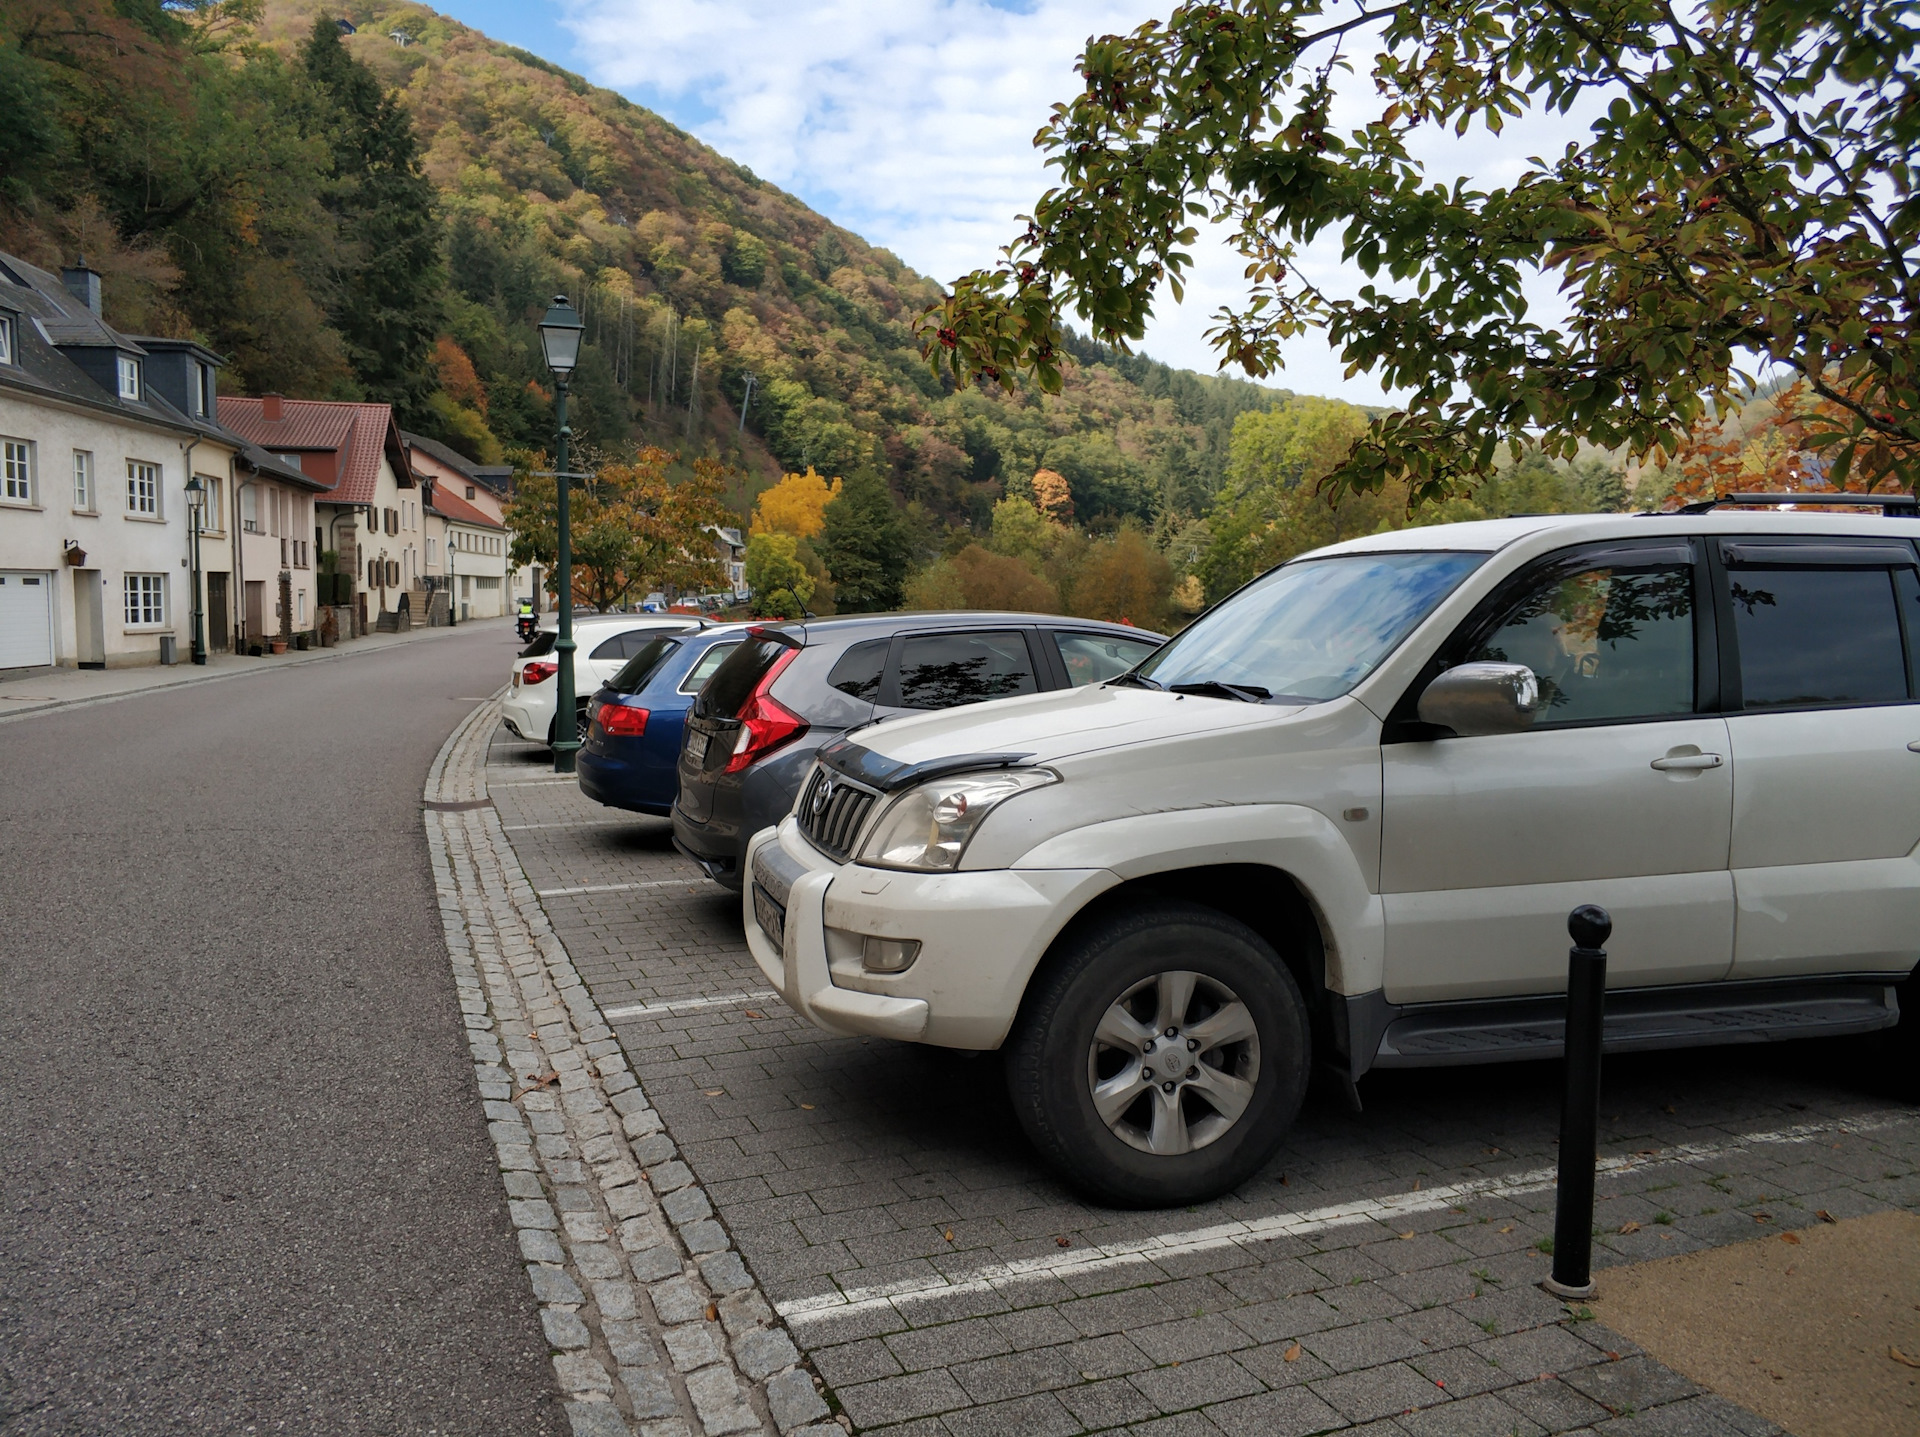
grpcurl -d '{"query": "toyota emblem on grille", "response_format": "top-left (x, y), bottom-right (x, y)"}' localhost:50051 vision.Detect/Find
top-left (811, 777), bottom-right (836, 815)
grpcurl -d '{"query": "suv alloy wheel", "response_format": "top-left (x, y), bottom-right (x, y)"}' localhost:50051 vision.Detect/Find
top-left (1006, 901), bottom-right (1310, 1207)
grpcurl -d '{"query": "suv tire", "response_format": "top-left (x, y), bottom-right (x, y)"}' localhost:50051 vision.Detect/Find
top-left (1006, 900), bottom-right (1310, 1208)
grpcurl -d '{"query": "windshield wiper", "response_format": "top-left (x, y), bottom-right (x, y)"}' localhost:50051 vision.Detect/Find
top-left (1168, 680), bottom-right (1271, 702)
top-left (1107, 671), bottom-right (1162, 690)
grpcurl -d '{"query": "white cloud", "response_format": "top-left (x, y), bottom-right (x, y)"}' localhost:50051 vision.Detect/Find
top-left (553, 1), bottom-right (1595, 403)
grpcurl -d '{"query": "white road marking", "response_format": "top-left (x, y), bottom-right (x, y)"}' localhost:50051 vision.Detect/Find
top-left (776, 1111), bottom-right (1911, 1325)
top-left (602, 990), bottom-right (780, 1020)
top-left (492, 777), bottom-right (585, 787)
top-left (537, 878), bottom-right (704, 898)
top-left (501, 819), bottom-right (642, 831)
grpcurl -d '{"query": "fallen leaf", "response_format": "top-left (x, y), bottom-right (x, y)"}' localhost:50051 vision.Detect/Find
top-left (1412, 1179), bottom-right (1421, 1191)
top-left (512, 1071), bottom-right (560, 1099)
top-left (1280, 1174), bottom-right (1290, 1185)
top-left (1664, 1104), bottom-right (1676, 1114)
top-left (1434, 1379), bottom-right (1446, 1389)
top-left (1660, 1233), bottom-right (1673, 1240)
top-left (1817, 1209), bottom-right (1837, 1223)
top-left (1056, 1236), bottom-right (1071, 1248)
top-left (944, 1230), bottom-right (955, 1242)
top-left (703, 1089), bottom-right (724, 1097)
top-left (1891, 1347), bottom-right (1920, 1370)
top-left (1753, 1212), bottom-right (1772, 1224)
top-left (744, 1010), bottom-right (765, 1019)
top-left (1781, 1231), bottom-right (1801, 1245)
top-left (705, 1302), bottom-right (718, 1322)
top-left (1170, 1360), bottom-right (1181, 1367)
top-left (1618, 1221), bottom-right (1641, 1235)
top-left (1283, 1343), bottom-right (1302, 1363)
top-left (1499, 1225), bottom-right (1515, 1234)
top-left (1606, 1352), bottom-right (1622, 1361)
top-left (1399, 1231), bottom-right (1415, 1240)
top-left (799, 1103), bottom-right (815, 1110)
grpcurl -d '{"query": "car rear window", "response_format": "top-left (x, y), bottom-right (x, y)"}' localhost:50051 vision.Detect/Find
top-left (696, 633), bottom-right (796, 717)
top-left (827, 638), bottom-right (888, 700)
top-left (679, 641), bottom-right (741, 693)
top-left (608, 637), bottom-right (680, 693)
top-left (896, 630), bottom-right (1039, 709)
top-left (1730, 564), bottom-right (1913, 706)
top-left (519, 629), bottom-right (556, 658)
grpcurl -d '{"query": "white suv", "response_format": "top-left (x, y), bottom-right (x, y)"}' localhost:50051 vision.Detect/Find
top-left (744, 503), bottom-right (1920, 1205)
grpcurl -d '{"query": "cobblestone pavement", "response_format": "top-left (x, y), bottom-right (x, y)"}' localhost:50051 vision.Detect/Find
top-left (430, 699), bottom-right (834, 1437)
top-left (482, 718), bottom-right (1920, 1437)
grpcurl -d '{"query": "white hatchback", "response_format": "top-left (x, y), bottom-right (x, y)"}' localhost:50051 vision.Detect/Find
top-left (744, 503), bottom-right (1920, 1205)
top-left (503, 614), bottom-right (706, 747)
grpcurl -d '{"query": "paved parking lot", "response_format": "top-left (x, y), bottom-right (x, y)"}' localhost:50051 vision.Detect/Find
top-left (488, 729), bottom-right (1920, 1436)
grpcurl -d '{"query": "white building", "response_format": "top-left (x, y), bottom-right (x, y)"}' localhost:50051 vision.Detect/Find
top-left (0, 253), bottom-right (315, 670)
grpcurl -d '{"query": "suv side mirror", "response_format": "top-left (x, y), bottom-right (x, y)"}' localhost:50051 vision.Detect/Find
top-left (1416, 662), bottom-right (1540, 736)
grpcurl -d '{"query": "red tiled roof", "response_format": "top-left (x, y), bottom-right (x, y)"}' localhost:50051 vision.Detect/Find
top-left (217, 397), bottom-right (410, 506)
top-left (427, 482), bottom-right (503, 529)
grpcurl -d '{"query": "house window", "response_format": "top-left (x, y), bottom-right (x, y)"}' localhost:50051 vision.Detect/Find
top-left (0, 314), bottom-right (14, 365)
top-left (240, 484), bottom-right (259, 532)
top-left (427, 537), bottom-right (438, 567)
top-left (195, 361), bottom-right (214, 416)
top-left (465, 485), bottom-right (475, 499)
top-left (73, 450), bottom-right (93, 510)
top-left (3, 438), bottom-right (31, 503)
top-left (116, 354), bottom-right (141, 400)
top-left (126, 459), bottom-right (160, 516)
top-left (298, 589), bottom-right (307, 624)
top-left (124, 573), bottom-right (166, 626)
top-left (200, 474), bottom-right (223, 531)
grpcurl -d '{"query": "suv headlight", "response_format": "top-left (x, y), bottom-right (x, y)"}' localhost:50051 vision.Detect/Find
top-left (857, 768), bottom-right (1058, 872)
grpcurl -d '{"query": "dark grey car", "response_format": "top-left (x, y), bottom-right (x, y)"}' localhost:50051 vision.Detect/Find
top-left (671, 612), bottom-right (1167, 888)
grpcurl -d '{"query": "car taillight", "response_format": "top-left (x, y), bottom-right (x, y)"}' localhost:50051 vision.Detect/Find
top-left (598, 704), bottom-right (649, 737)
top-left (724, 649), bottom-right (805, 773)
top-left (522, 661), bottom-right (558, 684)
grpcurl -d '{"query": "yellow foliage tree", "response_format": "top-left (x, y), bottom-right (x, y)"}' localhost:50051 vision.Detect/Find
top-left (1031, 468), bottom-right (1075, 524)
top-left (751, 467), bottom-right (842, 539)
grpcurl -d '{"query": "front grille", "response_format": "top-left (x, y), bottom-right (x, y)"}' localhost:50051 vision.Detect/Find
top-left (796, 767), bottom-right (878, 862)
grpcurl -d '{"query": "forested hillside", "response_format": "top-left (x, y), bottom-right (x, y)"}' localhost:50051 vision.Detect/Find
top-left (2, 0), bottom-right (1632, 620)
top-left (1, 0), bottom-right (1297, 525)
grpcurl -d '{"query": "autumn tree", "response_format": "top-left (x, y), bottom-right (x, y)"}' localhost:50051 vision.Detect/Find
top-left (1031, 468), bottom-right (1075, 525)
top-left (817, 474), bottom-right (913, 611)
top-left (506, 448), bottom-right (734, 611)
top-left (1069, 527), bottom-right (1174, 631)
top-left (751, 466), bottom-right (842, 538)
top-left (906, 545), bottom-right (1060, 613)
top-left (924, 0), bottom-right (1920, 502)
top-left (745, 531), bottom-right (815, 619)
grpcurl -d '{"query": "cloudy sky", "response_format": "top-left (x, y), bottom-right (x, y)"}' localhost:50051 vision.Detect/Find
top-left (426, 1), bottom-right (1590, 403)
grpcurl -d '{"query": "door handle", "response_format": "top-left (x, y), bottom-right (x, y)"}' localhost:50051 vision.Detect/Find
top-left (1650, 752), bottom-right (1724, 771)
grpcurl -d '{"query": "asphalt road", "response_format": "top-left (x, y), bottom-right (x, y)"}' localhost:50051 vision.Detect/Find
top-left (0, 623), bottom-right (564, 1436)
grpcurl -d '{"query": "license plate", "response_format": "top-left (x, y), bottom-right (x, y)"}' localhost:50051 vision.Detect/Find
top-left (687, 730), bottom-right (709, 764)
top-left (752, 884), bottom-right (785, 948)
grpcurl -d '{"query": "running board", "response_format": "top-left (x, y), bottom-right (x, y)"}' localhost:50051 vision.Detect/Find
top-left (1366, 978), bottom-right (1900, 1070)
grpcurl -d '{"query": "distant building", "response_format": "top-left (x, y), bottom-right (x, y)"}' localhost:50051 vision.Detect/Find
top-left (0, 252), bottom-right (319, 668)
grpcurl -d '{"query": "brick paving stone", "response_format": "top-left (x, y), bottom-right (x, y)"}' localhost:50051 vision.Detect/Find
top-left (481, 718), bottom-right (1920, 1437)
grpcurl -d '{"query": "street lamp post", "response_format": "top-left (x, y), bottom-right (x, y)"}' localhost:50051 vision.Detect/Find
top-left (538, 294), bottom-right (586, 774)
top-left (185, 474), bottom-right (207, 665)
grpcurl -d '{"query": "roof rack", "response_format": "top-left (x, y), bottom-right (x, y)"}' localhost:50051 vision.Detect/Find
top-left (1667, 491), bottom-right (1918, 516)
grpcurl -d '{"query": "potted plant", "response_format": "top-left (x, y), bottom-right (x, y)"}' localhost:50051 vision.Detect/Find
top-left (269, 636), bottom-right (288, 654)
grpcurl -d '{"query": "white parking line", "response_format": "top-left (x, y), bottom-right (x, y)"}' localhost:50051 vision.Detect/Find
top-left (602, 990), bottom-right (781, 1020)
top-left (501, 819), bottom-right (643, 831)
top-left (536, 878), bottom-right (706, 898)
top-left (776, 1111), bottom-right (1911, 1325)
top-left (492, 777), bottom-right (585, 787)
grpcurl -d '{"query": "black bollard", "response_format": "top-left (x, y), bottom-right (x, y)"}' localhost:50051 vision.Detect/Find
top-left (1544, 904), bottom-right (1611, 1300)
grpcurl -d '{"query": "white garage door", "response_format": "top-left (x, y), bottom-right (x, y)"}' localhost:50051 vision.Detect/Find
top-left (0, 570), bottom-right (54, 668)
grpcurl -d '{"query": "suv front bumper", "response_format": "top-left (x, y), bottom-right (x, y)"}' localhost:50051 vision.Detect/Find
top-left (742, 819), bottom-right (1114, 1049)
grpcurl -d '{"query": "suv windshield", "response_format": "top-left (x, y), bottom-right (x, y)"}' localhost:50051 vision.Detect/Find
top-left (1135, 551), bottom-right (1486, 703)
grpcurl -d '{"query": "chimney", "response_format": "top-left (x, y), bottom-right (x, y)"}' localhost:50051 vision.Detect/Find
top-left (62, 255), bottom-right (102, 316)
top-left (262, 393), bottom-right (284, 421)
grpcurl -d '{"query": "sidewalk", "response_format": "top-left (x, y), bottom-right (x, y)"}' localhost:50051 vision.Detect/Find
top-left (0, 616), bottom-right (514, 723)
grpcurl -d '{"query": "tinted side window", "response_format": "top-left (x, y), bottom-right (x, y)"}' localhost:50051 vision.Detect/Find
top-left (680, 641), bottom-right (740, 693)
top-left (1054, 631), bottom-right (1162, 687)
top-left (1470, 563), bottom-right (1694, 723)
top-left (1730, 566), bottom-right (1910, 707)
top-left (827, 639), bottom-right (888, 700)
top-left (896, 631), bottom-right (1038, 709)
top-left (609, 637), bottom-right (678, 692)
top-left (697, 635), bottom-right (794, 717)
